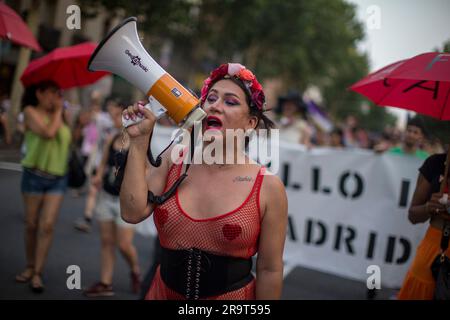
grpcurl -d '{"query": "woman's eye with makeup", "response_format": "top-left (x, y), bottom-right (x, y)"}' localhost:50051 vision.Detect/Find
top-left (225, 99), bottom-right (239, 106)
top-left (206, 95), bottom-right (218, 103)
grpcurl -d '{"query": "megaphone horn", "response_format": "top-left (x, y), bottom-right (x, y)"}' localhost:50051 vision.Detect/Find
top-left (87, 17), bottom-right (206, 129)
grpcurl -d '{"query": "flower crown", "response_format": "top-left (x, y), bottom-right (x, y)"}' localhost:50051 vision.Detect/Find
top-left (200, 63), bottom-right (266, 111)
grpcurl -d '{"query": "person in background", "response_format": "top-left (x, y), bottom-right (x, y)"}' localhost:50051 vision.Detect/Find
top-left (83, 101), bottom-right (141, 297)
top-left (373, 129), bottom-right (394, 153)
top-left (423, 136), bottom-right (445, 155)
top-left (387, 117), bottom-right (429, 160)
top-left (342, 115), bottom-right (358, 148)
top-left (0, 104), bottom-right (12, 145)
top-left (390, 127), bottom-right (403, 147)
top-left (16, 111), bottom-right (27, 159)
top-left (370, 117), bottom-right (430, 300)
top-left (74, 94), bottom-right (115, 233)
top-left (309, 123), bottom-right (328, 147)
top-left (15, 81), bottom-right (71, 293)
top-left (354, 127), bottom-right (372, 149)
top-left (0, 92), bottom-right (12, 145)
top-left (398, 150), bottom-right (450, 299)
top-left (70, 108), bottom-right (92, 197)
top-left (275, 91), bottom-right (312, 147)
top-left (328, 128), bottom-right (345, 148)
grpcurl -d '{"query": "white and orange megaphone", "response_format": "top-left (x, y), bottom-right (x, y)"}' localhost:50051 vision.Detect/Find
top-left (88, 17), bottom-right (206, 129)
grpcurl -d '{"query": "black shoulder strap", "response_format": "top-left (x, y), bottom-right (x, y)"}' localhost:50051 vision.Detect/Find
top-left (147, 128), bottom-right (196, 205)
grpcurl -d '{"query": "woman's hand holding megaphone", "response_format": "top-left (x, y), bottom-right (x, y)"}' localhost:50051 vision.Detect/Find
top-left (123, 101), bottom-right (157, 141)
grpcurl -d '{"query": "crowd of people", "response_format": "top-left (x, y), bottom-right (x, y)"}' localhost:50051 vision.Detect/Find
top-left (1, 87), bottom-right (443, 160)
top-left (271, 91), bottom-right (444, 158)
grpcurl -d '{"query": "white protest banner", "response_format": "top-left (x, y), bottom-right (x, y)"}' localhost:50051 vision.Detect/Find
top-left (279, 142), bottom-right (427, 288)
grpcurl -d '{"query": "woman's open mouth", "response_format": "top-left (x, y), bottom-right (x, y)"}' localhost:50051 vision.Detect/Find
top-left (205, 115), bottom-right (223, 131)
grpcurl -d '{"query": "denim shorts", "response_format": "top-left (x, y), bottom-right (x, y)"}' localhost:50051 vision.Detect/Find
top-left (21, 168), bottom-right (68, 195)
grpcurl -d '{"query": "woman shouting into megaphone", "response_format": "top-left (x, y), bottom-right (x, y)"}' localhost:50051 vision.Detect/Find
top-left (120, 63), bottom-right (288, 300)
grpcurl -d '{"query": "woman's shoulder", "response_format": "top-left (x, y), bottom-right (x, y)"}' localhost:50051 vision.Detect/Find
top-left (259, 167), bottom-right (286, 198)
top-left (23, 105), bottom-right (48, 124)
top-left (258, 168), bottom-right (287, 219)
top-left (419, 152), bottom-right (446, 181)
top-left (422, 152), bottom-right (446, 168)
top-left (427, 152), bottom-right (446, 161)
top-left (260, 168), bottom-right (283, 186)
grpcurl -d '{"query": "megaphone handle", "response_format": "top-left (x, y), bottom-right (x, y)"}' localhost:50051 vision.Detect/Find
top-left (146, 100), bottom-right (167, 119)
top-left (122, 102), bottom-right (166, 128)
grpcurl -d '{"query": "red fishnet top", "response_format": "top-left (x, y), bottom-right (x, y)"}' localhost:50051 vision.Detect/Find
top-left (145, 160), bottom-right (265, 300)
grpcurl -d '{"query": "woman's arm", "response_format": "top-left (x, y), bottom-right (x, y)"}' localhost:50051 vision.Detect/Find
top-left (408, 173), bottom-right (446, 224)
top-left (256, 174), bottom-right (288, 299)
top-left (23, 105), bottom-right (62, 139)
top-left (119, 103), bottom-right (172, 224)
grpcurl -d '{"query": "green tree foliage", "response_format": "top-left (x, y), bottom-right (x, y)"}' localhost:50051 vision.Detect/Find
top-left (359, 106), bottom-right (397, 133)
top-left (190, 0), bottom-right (384, 129)
top-left (192, 1), bottom-right (368, 88)
top-left (79, 0), bottom-right (195, 38)
top-left (80, 0), bottom-right (394, 131)
top-left (443, 40), bottom-right (450, 52)
top-left (434, 38), bottom-right (450, 53)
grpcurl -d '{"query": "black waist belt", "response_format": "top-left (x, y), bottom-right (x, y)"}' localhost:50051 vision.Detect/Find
top-left (160, 247), bottom-right (253, 299)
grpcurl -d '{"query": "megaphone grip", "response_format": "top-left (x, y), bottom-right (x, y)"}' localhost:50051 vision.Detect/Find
top-left (122, 102), bottom-right (166, 128)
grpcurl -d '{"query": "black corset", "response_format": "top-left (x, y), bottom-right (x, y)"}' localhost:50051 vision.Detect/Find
top-left (160, 247), bottom-right (253, 299)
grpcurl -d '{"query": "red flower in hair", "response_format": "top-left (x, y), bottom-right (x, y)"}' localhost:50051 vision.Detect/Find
top-left (251, 90), bottom-right (265, 110)
top-left (211, 64), bottom-right (228, 79)
top-left (252, 80), bottom-right (262, 91)
top-left (200, 79), bottom-right (211, 101)
top-left (200, 63), bottom-right (265, 111)
top-left (237, 69), bottom-right (255, 82)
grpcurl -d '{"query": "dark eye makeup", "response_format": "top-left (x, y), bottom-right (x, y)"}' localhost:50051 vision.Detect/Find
top-left (206, 93), bottom-right (240, 106)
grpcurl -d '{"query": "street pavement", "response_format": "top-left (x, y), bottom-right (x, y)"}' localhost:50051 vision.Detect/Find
top-left (0, 158), bottom-right (397, 300)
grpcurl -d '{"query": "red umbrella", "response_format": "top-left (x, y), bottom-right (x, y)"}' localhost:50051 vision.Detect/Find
top-left (0, 2), bottom-right (42, 52)
top-left (20, 42), bottom-right (109, 89)
top-left (350, 52), bottom-right (450, 120)
top-left (351, 52), bottom-right (450, 198)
